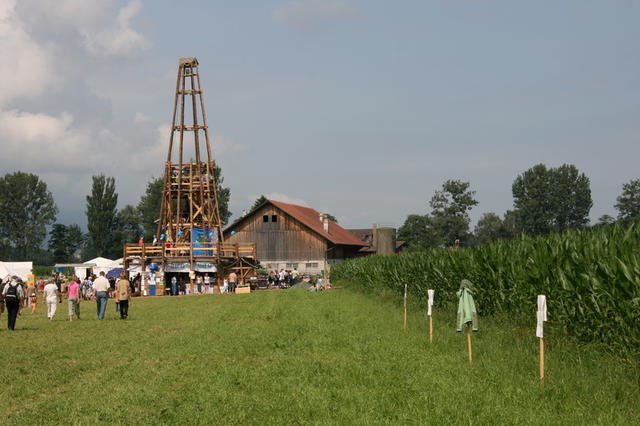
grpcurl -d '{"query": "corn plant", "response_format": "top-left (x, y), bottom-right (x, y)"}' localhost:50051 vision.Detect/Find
top-left (332, 223), bottom-right (640, 352)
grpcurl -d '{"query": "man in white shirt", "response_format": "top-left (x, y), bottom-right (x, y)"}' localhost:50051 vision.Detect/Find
top-left (43, 280), bottom-right (61, 321)
top-left (92, 271), bottom-right (111, 320)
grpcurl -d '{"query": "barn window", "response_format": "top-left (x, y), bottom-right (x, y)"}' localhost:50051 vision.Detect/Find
top-left (305, 263), bottom-right (319, 268)
top-left (262, 215), bottom-right (269, 223)
top-left (271, 215), bottom-right (278, 222)
top-left (286, 263), bottom-right (298, 269)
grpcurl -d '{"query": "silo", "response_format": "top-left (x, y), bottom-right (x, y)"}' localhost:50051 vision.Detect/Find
top-left (376, 227), bottom-right (396, 254)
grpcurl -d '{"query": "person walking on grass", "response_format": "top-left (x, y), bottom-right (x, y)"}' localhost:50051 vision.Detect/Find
top-left (204, 273), bottom-right (211, 294)
top-left (3, 277), bottom-right (24, 330)
top-left (115, 273), bottom-right (131, 320)
top-left (196, 275), bottom-right (203, 294)
top-left (67, 277), bottom-right (81, 321)
top-left (43, 279), bottom-right (61, 321)
top-left (25, 281), bottom-right (38, 313)
top-left (171, 276), bottom-right (177, 296)
top-left (228, 271), bottom-right (237, 293)
top-left (93, 271), bottom-right (111, 320)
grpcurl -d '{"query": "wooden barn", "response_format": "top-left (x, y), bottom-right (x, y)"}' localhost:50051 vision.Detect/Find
top-left (223, 200), bottom-right (367, 274)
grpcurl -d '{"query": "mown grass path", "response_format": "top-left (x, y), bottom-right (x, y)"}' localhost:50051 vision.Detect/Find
top-left (1, 288), bottom-right (638, 424)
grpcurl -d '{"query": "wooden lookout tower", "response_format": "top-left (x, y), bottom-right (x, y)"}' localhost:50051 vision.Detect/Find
top-left (123, 58), bottom-right (257, 289)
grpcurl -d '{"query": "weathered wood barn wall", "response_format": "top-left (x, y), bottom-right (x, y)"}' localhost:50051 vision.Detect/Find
top-left (223, 200), bottom-right (366, 273)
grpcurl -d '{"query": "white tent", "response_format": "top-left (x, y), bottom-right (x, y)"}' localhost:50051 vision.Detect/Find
top-left (74, 257), bottom-right (117, 278)
top-left (0, 261), bottom-right (33, 281)
top-left (0, 262), bottom-right (11, 281)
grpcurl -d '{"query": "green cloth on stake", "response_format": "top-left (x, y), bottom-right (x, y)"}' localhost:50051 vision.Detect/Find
top-left (457, 279), bottom-right (478, 332)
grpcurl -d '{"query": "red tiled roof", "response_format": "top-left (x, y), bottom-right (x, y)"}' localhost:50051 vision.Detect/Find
top-left (269, 200), bottom-right (367, 247)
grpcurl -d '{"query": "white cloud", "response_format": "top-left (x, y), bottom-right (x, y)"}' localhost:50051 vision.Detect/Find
top-left (17, 0), bottom-right (149, 57)
top-left (273, 0), bottom-right (361, 31)
top-left (248, 192), bottom-right (309, 207)
top-left (0, 109), bottom-right (115, 174)
top-left (134, 112), bottom-right (150, 123)
top-left (80, 0), bottom-right (150, 56)
top-left (0, 0), bottom-right (56, 104)
top-left (213, 135), bottom-right (248, 156)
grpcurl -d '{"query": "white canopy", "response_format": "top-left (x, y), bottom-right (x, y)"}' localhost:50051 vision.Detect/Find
top-left (0, 261), bottom-right (33, 281)
top-left (0, 263), bottom-right (11, 281)
top-left (74, 257), bottom-right (118, 279)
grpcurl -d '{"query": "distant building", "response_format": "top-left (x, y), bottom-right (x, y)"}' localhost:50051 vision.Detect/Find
top-left (348, 225), bottom-right (406, 255)
top-left (223, 200), bottom-right (367, 274)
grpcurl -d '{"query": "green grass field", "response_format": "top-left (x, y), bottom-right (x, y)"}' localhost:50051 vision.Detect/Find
top-left (1, 287), bottom-right (638, 425)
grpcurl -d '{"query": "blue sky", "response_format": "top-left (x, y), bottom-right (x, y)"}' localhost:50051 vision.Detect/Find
top-left (1, 0), bottom-right (638, 231)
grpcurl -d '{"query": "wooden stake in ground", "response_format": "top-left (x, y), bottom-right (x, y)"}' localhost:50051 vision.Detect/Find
top-left (467, 326), bottom-right (473, 363)
top-left (536, 295), bottom-right (548, 382)
top-left (427, 289), bottom-right (435, 343)
top-left (457, 280), bottom-right (478, 362)
top-left (403, 283), bottom-right (408, 329)
top-left (539, 337), bottom-right (545, 381)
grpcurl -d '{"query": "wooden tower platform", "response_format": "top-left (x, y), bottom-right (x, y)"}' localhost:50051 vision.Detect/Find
top-left (123, 57), bottom-right (257, 286)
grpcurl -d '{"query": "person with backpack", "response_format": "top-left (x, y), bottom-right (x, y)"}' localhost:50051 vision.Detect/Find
top-left (3, 276), bottom-right (24, 330)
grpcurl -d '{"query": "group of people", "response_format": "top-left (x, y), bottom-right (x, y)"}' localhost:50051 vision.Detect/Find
top-left (267, 269), bottom-right (299, 289)
top-left (167, 273), bottom-right (215, 296)
top-left (0, 270), bottom-right (133, 330)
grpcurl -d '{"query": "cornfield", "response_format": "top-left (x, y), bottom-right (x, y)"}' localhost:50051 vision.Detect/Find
top-left (332, 223), bottom-right (640, 351)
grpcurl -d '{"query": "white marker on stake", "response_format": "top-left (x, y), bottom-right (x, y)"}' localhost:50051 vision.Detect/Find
top-left (427, 289), bottom-right (435, 343)
top-left (537, 295), bottom-right (548, 381)
top-left (403, 283), bottom-right (408, 329)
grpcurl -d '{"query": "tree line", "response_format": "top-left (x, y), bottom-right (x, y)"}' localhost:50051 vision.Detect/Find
top-left (0, 168), bottom-right (231, 264)
top-left (398, 163), bottom-right (640, 250)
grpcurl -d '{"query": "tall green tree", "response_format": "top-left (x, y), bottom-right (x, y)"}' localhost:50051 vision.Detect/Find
top-left (398, 214), bottom-right (439, 250)
top-left (214, 166), bottom-right (232, 226)
top-left (86, 175), bottom-right (118, 257)
top-left (65, 224), bottom-right (85, 261)
top-left (512, 164), bottom-right (592, 235)
top-left (615, 179), bottom-right (640, 223)
top-left (138, 177), bottom-right (164, 240)
top-left (0, 172), bottom-right (58, 260)
top-left (512, 164), bottom-right (552, 235)
top-left (49, 224), bottom-right (69, 263)
top-left (49, 223), bottom-right (85, 262)
top-left (429, 179), bottom-right (478, 246)
top-left (474, 213), bottom-right (507, 246)
top-left (118, 205), bottom-right (142, 243)
top-left (594, 214), bottom-right (616, 228)
top-left (551, 164), bottom-right (592, 231)
top-left (502, 210), bottom-right (520, 237)
top-left (251, 195), bottom-right (268, 211)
